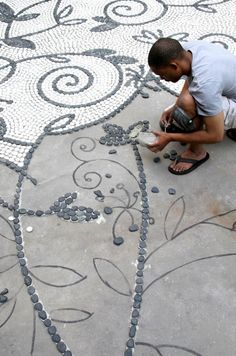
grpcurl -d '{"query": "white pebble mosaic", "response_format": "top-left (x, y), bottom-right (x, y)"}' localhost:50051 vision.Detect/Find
top-left (0, 0), bottom-right (235, 167)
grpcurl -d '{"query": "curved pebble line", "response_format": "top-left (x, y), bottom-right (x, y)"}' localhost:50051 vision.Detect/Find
top-left (12, 173), bottom-right (73, 355)
top-left (124, 142), bottom-right (150, 356)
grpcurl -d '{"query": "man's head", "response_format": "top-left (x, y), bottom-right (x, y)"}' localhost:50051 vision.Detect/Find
top-left (148, 38), bottom-right (191, 82)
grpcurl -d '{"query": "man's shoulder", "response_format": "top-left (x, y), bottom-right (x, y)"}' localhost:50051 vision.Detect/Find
top-left (182, 40), bottom-right (212, 51)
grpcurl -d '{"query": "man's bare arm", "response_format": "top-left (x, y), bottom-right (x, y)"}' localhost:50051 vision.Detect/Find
top-left (168, 112), bottom-right (224, 144)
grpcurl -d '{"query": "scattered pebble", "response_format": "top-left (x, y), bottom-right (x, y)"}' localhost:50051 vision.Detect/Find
top-left (153, 156), bottom-right (161, 163)
top-left (94, 190), bottom-right (104, 198)
top-left (129, 224), bottom-right (139, 232)
top-left (151, 186), bottom-right (159, 193)
top-left (0, 288), bottom-right (8, 295)
top-left (26, 226), bottom-right (33, 233)
top-left (8, 216), bottom-right (14, 221)
top-left (113, 237), bottom-right (124, 246)
top-left (109, 149), bottom-right (117, 154)
top-left (0, 295), bottom-right (8, 303)
top-left (163, 152), bottom-right (170, 159)
top-left (110, 188), bottom-right (115, 193)
top-left (104, 207), bottom-right (113, 215)
top-left (168, 188), bottom-right (176, 195)
top-left (105, 173), bottom-right (112, 178)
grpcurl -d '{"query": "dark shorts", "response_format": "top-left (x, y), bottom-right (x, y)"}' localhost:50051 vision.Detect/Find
top-left (171, 106), bottom-right (196, 132)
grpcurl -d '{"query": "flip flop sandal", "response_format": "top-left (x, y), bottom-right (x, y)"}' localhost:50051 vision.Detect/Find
top-left (168, 152), bottom-right (210, 175)
top-left (226, 129), bottom-right (236, 142)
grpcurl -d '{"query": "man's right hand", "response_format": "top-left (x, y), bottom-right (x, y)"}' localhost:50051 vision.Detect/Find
top-left (159, 103), bottom-right (175, 128)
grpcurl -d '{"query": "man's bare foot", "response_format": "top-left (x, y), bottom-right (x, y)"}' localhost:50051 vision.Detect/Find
top-left (169, 149), bottom-right (208, 174)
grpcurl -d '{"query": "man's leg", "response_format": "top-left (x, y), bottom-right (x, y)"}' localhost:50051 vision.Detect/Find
top-left (169, 90), bottom-right (208, 174)
top-left (223, 97), bottom-right (236, 141)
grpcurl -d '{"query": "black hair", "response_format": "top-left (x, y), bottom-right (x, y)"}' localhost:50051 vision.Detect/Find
top-left (148, 38), bottom-right (184, 68)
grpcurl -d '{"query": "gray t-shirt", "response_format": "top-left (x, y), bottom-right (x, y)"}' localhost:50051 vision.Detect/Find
top-left (183, 41), bottom-right (236, 116)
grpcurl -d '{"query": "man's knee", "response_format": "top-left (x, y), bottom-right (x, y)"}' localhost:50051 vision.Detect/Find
top-left (177, 92), bottom-right (197, 118)
top-left (171, 106), bottom-right (197, 132)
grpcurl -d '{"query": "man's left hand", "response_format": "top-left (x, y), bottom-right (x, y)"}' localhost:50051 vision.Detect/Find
top-left (147, 131), bottom-right (171, 153)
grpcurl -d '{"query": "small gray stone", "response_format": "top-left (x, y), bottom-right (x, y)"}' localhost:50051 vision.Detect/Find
top-left (139, 241), bottom-right (146, 248)
top-left (132, 309), bottom-right (139, 318)
top-left (153, 156), bottom-right (161, 163)
top-left (0, 295), bottom-right (8, 303)
top-left (0, 288), bottom-right (8, 295)
top-left (134, 293), bottom-right (142, 302)
top-left (151, 186), bottom-right (159, 193)
top-left (64, 351), bottom-right (72, 356)
top-left (24, 276), bottom-right (32, 286)
top-left (104, 207), bottom-right (113, 214)
top-left (105, 173), bottom-right (112, 178)
top-left (129, 224), bottom-right (139, 232)
top-left (170, 149), bottom-right (177, 155)
top-left (44, 319), bottom-right (51, 327)
top-left (36, 210), bottom-right (43, 216)
top-left (39, 310), bottom-right (47, 320)
top-left (138, 255), bottom-right (145, 262)
top-left (137, 262), bottom-right (144, 270)
top-left (135, 285), bottom-right (143, 293)
top-left (48, 325), bottom-right (57, 335)
top-left (21, 266), bottom-right (28, 276)
top-left (131, 318), bottom-right (138, 325)
top-left (129, 326), bottom-right (136, 338)
top-left (127, 339), bottom-right (134, 348)
top-left (19, 259), bottom-right (26, 266)
top-left (113, 237), bottom-right (124, 246)
top-left (31, 294), bottom-right (38, 303)
top-left (34, 303), bottom-right (43, 311)
top-left (163, 152), bottom-right (170, 159)
top-left (94, 190), bottom-right (104, 198)
top-left (109, 149), bottom-right (117, 154)
top-left (28, 286), bottom-right (35, 295)
top-left (125, 349), bottom-right (132, 356)
top-left (65, 198), bottom-right (73, 205)
top-left (168, 188), bottom-right (176, 195)
top-left (57, 341), bottom-right (66, 353)
top-left (52, 334), bottom-right (61, 343)
top-left (71, 192), bottom-right (77, 199)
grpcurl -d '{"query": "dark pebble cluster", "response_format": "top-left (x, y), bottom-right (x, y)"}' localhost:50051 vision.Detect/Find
top-left (15, 192), bottom-right (100, 223)
top-left (99, 120), bottom-right (150, 147)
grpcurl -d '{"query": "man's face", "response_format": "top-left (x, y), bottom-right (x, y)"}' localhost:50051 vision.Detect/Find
top-left (150, 64), bottom-right (182, 83)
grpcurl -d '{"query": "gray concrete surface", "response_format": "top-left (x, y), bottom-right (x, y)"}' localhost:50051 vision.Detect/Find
top-left (1, 89), bottom-right (236, 356)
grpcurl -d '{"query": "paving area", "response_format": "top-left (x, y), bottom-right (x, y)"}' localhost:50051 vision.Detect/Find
top-left (0, 1), bottom-right (236, 356)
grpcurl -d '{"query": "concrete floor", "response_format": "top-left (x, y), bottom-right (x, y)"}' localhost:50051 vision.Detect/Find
top-left (1, 89), bottom-right (236, 356)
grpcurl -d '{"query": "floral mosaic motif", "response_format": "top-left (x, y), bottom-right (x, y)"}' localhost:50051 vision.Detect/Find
top-left (0, 0), bottom-right (86, 50)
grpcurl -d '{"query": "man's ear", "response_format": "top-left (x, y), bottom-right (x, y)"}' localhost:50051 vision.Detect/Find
top-left (169, 62), bottom-right (178, 70)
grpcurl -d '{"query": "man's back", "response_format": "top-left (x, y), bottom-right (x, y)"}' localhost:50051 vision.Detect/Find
top-left (183, 40), bottom-right (236, 116)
